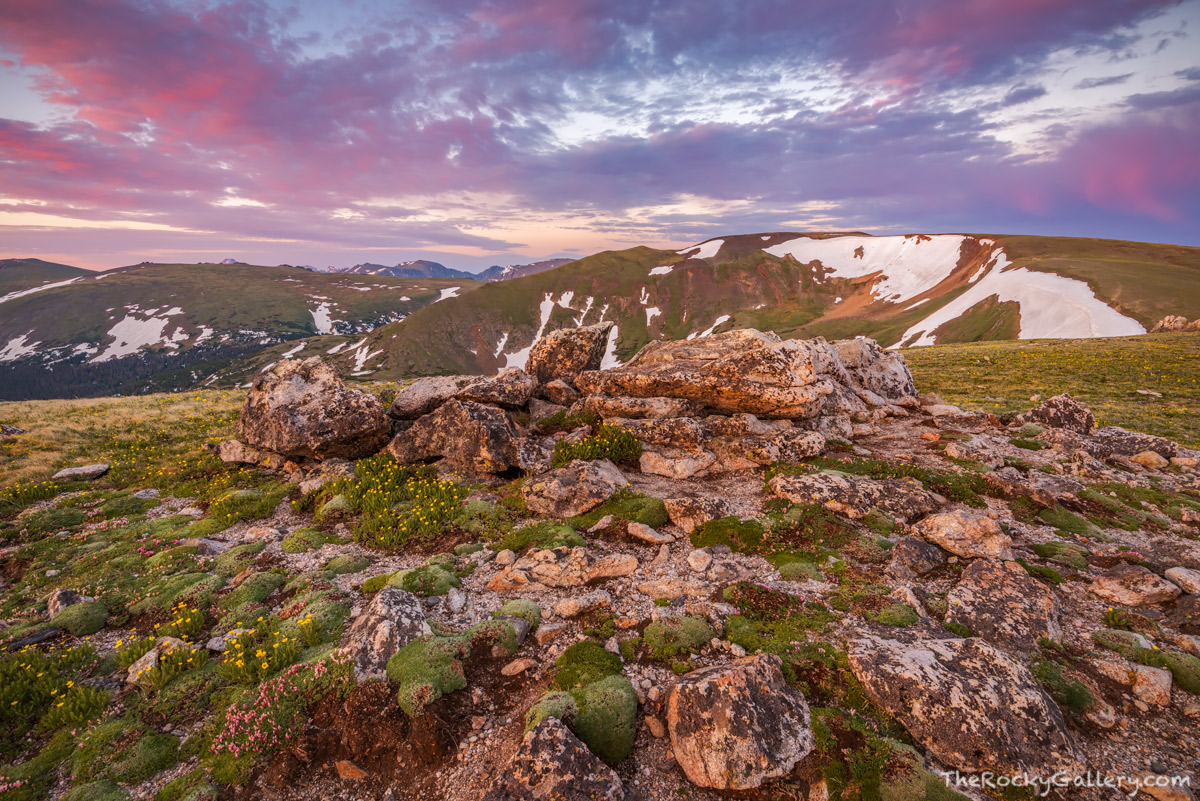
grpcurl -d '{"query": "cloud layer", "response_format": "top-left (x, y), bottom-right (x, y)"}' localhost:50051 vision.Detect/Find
top-left (0, 0), bottom-right (1197, 269)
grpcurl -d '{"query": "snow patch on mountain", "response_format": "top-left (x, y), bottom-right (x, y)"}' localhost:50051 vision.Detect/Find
top-left (437, 287), bottom-right (461, 302)
top-left (765, 234), bottom-right (968, 304)
top-left (688, 314), bottom-right (731, 340)
top-left (898, 264), bottom-right (1146, 346)
top-left (678, 239), bottom-right (724, 259)
top-left (0, 332), bottom-right (40, 362)
top-left (281, 342), bottom-right (306, 359)
top-left (0, 277), bottom-right (84, 305)
top-left (649, 265), bottom-right (673, 276)
top-left (645, 307), bottom-right (661, 326)
top-left (503, 292), bottom-right (557, 369)
top-left (600, 323), bottom-right (622, 370)
top-left (310, 303), bottom-right (337, 334)
top-left (94, 313), bottom-right (178, 362)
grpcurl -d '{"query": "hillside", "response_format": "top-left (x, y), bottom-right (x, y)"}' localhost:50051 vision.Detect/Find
top-left (0, 262), bottom-right (478, 401)
top-left (350, 232), bottom-right (1199, 379)
top-left (0, 331), bottom-right (1197, 800)
top-left (0, 258), bottom-right (90, 300)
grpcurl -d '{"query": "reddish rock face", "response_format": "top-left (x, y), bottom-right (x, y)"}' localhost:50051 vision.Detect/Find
top-left (237, 357), bottom-right (391, 460)
top-left (946, 559), bottom-right (1062, 655)
top-left (522, 459), bottom-right (627, 518)
top-left (666, 654), bottom-right (814, 790)
top-left (387, 399), bottom-right (525, 474)
top-left (1090, 563), bottom-right (1182, 607)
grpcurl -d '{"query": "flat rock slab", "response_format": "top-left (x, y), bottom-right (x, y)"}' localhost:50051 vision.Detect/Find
top-left (667, 654), bottom-right (814, 790)
top-left (576, 329), bottom-right (834, 419)
top-left (52, 464), bottom-right (110, 481)
top-left (769, 471), bottom-right (941, 522)
top-left (1090, 563), bottom-right (1182, 607)
top-left (389, 399), bottom-right (523, 474)
top-left (846, 626), bottom-right (1082, 776)
top-left (946, 559), bottom-right (1062, 655)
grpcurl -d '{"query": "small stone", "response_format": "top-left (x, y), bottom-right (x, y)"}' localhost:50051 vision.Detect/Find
top-left (51, 463), bottom-right (110, 481)
top-left (1171, 456), bottom-right (1198, 468)
top-left (494, 549), bottom-right (516, 567)
top-left (1132, 450), bottom-right (1170, 470)
top-left (554, 591), bottom-right (611, 618)
top-left (1164, 567), bottom-right (1200, 595)
top-left (686, 549), bottom-right (712, 573)
top-left (447, 588), bottom-right (467, 614)
top-left (534, 622), bottom-right (568, 646)
top-left (335, 759), bottom-right (369, 781)
top-left (1130, 664), bottom-right (1172, 706)
top-left (501, 658), bottom-right (537, 677)
top-left (45, 569), bottom-right (61, 578)
top-left (627, 522), bottom-right (673, 545)
top-left (245, 526), bottom-right (282, 541)
top-left (645, 716), bottom-right (666, 738)
top-left (133, 488), bottom-right (160, 499)
top-left (588, 515), bottom-right (615, 533)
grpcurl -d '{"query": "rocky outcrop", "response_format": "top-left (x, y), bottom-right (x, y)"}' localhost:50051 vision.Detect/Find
top-left (341, 586), bottom-right (431, 679)
top-left (525, 322), bottom-right (614, 385)
top-left (46, 588), bottom-right (92, 619)
top-left (482, 717), bottom-right (624, 801)
top-left (846, 627), bottom-right (1082, 776)
top-left (388, 399), bottom-right (523, 474)
top-left (489, 549), bottom-right (638, 593)
top-left (522, 460), bottom-right (627, 517)
top-left (457, 368), bottom-right (538, 409)
top-left (663, 498), bottom-right (735, 534)
top-left (1092, 426), bottom-right (1178, 459)
top-left (1025, 393), bottom-right (1095, 434)
top-left (237, 358), bottom-right (391, 460)
top-left (888, 537), bottom-right (947, 579)
top-left (945, 559), bottom-right (1062, 654)
top-left (666, 654), bottom-right (814, 790)
top-left (830, 337), bottom-right (918, 400)
top-left (51, 464), bottom-right (110, 481)
top-left (769, 472), bottom-right (941, 521)
top-left (913, 510), bottom-right (1013, 559)
top-left (575, 330), bottom-right (835, 419)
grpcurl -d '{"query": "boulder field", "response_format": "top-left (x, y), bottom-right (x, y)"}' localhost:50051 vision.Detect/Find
top-left (196, 325), bottom-right (1200, 800)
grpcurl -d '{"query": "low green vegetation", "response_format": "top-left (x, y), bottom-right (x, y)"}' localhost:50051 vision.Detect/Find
top-left (386, 620), bottom-right (519, 716)
top-left (551, 424), bottom-right (642, 468)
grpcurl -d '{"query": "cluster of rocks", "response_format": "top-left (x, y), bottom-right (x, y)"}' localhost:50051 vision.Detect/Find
top-left (219, 325), bottom-right (923, 489)
top-left (1150, 315), bottom-right (1200, 333)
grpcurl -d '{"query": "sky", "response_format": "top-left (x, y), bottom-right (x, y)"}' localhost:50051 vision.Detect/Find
top-left (1, 0), bottom-right (1198, 273)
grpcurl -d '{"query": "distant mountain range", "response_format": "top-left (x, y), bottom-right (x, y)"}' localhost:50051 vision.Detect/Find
top-left (321, 258), bottom-right (573, 281)
top-left (2, 234), bottom-right (1197, 400)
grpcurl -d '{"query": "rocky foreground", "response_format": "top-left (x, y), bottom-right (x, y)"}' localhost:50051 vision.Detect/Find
top-left (8, 324), bottom-right (1200, 801)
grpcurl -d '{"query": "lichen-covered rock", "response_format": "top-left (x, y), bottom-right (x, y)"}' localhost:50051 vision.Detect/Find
top-left (1165, 567), bottom-right (1200, 595)
top-left (913, 510), bottom-right (1013, 559)
top-left (238, 357), bottom-right (390, 460)
top-left (525, 322), bottom-right (615, 385)
top-left (769, 472), bottom-right (941, 522)
top-left (946, 559), bottom-right (1062, 654)
top-left (576, 329), bottom-right (834, 419)
top-left (666, 654), bottom-right (814, 790)
top-left (489, 550), bottom-right (638, 593)
top-left (46, 588), bottom-right (92, 619)
top-left (576, 395), bottom-right (703, 420)
top-left (388, 375), bottom-right (474, 419)
top-left (457, 368), bottom-right (538, 408)
top-left (1092, 426), bottom-right (1178, 459)
top-left (663, 497), bottom-right (735, 534)
top-left (1090, 563), bottom-right (1182, 607)
top-left (522, 459), bottom-right (627, 517)
top-left (482, 717), bottom-right (624, 801)
top-left (341, 586), bottom-right (431, 679)
top-left (388, 399), bottom-right (522, 474)
top-left (1026, 393), bottom-right (1095, 434)
top-left (888, 537), bottom-right (947, 579)
top-left (846, 626), bottom-right (1082, 776)
top-left (1131, 450), bottom-right (1170, 469)
top-left (831, 337), bottom-right (918, 400)
top-left (215, 439), bottom-right (271, 465)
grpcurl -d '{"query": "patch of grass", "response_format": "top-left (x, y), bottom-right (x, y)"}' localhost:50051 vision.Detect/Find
top-left (397, 564), bottom-right (460, 597)
top-left (1015, 558), bottom-right (1066, 586)
top-left (1010, 438), bottom-right (1045, 451)
top-left (1031, 658), bottom-right (1095, 716)
top-left (281, 527), bottom-right (338, 554)
top-left (1036, 505), bottom-right (1098, 537)
top-left (386, 620), bottom-right (517, 716)
top-left (50, 601), bottom-right (108, 636)
top-left (324, 554), bottom-right (369, 575)
top-left (566, 490), bottom-right (669, 530)
top-left (790, 456), bottom-right (992, 508)
top-left (905, 333), bottom-right (1200, 448)
top-left (690, 516), bottom-right (765, 553)
top-left (494, 599), bottom-right (541, 630)
top-left (551, 425), bottom-right (642, 468)
top-left (1029, 541), bottom-right (1089, 570)
top-left (568, 674), bottom-right (637, 766)
top-left (535, 408), bottom-right (602, 434)
top-left (867, 603), bottom-right (919, 627)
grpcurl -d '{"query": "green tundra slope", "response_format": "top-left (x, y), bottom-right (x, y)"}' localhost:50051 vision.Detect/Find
top-left (0, 258), bottom-right (90, 298)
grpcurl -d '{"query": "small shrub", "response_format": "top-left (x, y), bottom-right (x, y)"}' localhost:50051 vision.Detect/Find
top-left (398, 564), bottom-right (460, 597)
top-left (1031, 659), bottom-right (1095, 715)
top-left (116, 636), bottom-right (157, 669)
top-left (218, 572), bottom-right (285, 610)
top-left (1029, 541), bottom-right (1088, 570)
top-left (569, 675), bottom-right (638, 766)
top-left (50, 601), bottom-right (108, 636)
top-left (552, 641), bottom-right (622, 690)
top-left (218, 625), bottom-right (300, 684)
top-left (325, 554), bottom-right (370, 575)
top-left (159, 603), bottom-right (206, 642)
top-left (1015, 559), bottom-right (1066, 586)
top-left (690, 516), bottom-right (765, 553)
top-left (525, 691), bottom-right (578, 730)
top-left (867, 603), bottom-right (919, 627)
top-left (642, 617), bottom-right (714, 660)
top-left (495, 599), bottom-right (541, 630)
top-left (551, 425), bottom-right (642, 468)
top-left (491, 522), bottom-right (583, 554)
top-left (281, 528), bottom-right (334, 554)
top-left (778, 560), bottom-right (822, 582)
top-left (942, 621), bottom-right (973, 638)
top-left (387, 636), bottom-right (471, 716)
